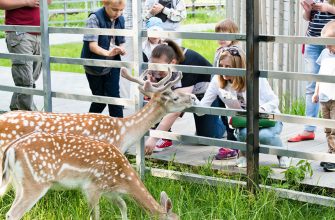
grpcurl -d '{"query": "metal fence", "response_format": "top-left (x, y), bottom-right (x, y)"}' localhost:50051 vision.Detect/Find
top-left (1, 0), bottom-right (335, 207)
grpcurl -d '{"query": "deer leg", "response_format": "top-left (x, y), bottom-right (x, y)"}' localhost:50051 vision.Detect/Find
top-left (83, 185), bottom-right (101, 220)
top-left (0, 176), bottom-right (11, 197)
top-left (105, 194), bottom-right (128, 220)
top-left (6, 183), bottom-right (50, 220)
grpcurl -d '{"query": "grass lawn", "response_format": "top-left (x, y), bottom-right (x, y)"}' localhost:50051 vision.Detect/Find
top-left (0, 38), bottom-right (218, 74)
top-left (1, 174), bottom-right (335, 219)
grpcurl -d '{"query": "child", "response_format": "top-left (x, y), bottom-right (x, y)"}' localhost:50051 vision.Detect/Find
top-left (81, 0), bottom-right (126, 118)
top-left (143, 17), bottom-right (164, 62)
top-left (213, 19), bottom-right (240, 67)
top-left (198, 46), bottom-right (290, 168)
top-left (213, 19), bottom-right (240, 160)
top-left (311, 20), bottom-right (335, 172)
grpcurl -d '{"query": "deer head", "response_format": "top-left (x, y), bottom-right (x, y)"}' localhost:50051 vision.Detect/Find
top-left (121, 67), bottom-right (196, 113)
top-left (1, 132), bottom-right (179, 220)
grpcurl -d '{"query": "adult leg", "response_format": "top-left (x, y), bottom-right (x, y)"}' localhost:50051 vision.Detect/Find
top-left (105, 68), bottom-right (123, 117)
top-left (288, 44), bottom-right (324, 142)
top-left (194, 97), bottom-right (225, 138)
top-left (216, 98), bottom-right (236, 141)
top-left (6, 32), bottom-right (38, 111)
top-left (86, 73), bottom-right (107, 113)
top-left (235, 122), bottom-right (288, 168)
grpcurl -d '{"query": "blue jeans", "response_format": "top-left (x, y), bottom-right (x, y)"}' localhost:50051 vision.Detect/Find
top-left (304, 44), bottom-right (325, 132)
top-left (85, 68), bottom-right (123, 118)
top-left (194, 98), bottom-right (225, 138)
top-left (235, 122), bottom-right (283, 147)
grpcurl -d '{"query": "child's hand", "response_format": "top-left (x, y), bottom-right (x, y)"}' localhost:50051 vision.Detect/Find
top-left (106, 46), bottom-right (124, 57)
top-left (300, 0), bottom-right (313, 13)
top-left (118, 46), bottom-right (126, 56)
top-left (312, 93), bottom-right (319, 103)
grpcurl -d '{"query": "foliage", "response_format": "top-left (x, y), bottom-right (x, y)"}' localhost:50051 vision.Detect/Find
top-left (282, 160), bottom-right (313, 188)
top-left (281, 94), bottom-right (306, 116)
top-left (259, 165), bottom-right (273, 185)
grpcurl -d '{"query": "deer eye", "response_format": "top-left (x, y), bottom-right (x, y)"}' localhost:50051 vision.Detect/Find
top-left (173, 97), bottom-right (179, 101)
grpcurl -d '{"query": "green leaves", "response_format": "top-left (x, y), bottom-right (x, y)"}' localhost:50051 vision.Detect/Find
top-left (282, 160), bottom-right (313, 187)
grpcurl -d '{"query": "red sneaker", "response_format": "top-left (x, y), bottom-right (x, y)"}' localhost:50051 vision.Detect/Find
top-left (287, 133), bottom-right (315, 142)
top-left (154, 139), bottom-right (173, 152)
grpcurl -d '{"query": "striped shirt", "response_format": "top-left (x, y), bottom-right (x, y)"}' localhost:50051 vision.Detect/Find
top-left (307, 0), bottom-right (335, 37)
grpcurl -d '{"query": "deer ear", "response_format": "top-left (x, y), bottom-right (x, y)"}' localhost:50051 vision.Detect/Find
top-left (160, 191), bottom-right (173, 213)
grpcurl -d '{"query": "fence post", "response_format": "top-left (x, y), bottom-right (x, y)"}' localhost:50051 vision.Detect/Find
top-left (40, 0), bottom-right (52, 112)
top-left (64, 0), bottom-right (68, 27)
top-left (246, 0), bottom-right (260, 193)
top-left (133, 0), bottom-right (145, 179)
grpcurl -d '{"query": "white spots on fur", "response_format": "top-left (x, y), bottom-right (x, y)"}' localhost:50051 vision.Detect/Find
top-left (23, 120), bottom-right (29, 126)
top-left (120, 126), bottom-right (125, 135)
top-left (116, 135), bottom-right (120, 141)
top-left (117, 120), bottom-right (123, 127)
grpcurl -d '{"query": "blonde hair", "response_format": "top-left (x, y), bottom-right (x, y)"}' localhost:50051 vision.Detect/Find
top-left (102, 0), bottom-right (125, 5)
top-left (321, 20), bottom-right (335, 37)
top-left (215, 19), bottom-right (239, 46)
top-left (218, 47), bottom-right (246, 92)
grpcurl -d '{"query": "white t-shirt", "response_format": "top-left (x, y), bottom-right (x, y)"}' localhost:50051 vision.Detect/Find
top-left (316, 48), bottom-right (335, 102)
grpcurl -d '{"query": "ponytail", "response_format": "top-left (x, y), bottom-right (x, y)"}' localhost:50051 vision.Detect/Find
top-left (151, 39), bottom-right (185, 63)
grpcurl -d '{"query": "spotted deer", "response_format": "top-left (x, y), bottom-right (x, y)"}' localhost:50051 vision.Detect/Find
top-left (0, 67), bottom-right (195, 154)
top-left (0, 132), bottom-right (179, 220)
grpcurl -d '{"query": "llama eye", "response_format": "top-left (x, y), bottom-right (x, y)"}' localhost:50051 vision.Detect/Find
top-left (173, 97), bottom-right (179, 101)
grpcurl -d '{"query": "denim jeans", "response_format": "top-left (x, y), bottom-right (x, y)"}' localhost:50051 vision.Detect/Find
top-left (85, 68), bottom-right (123, 118)
top-left (304, 44), bottom-right (325, 132)
top-left (194, 98), bottom-right (225, 138)
top-left (235, 122), bottom-right (283, 147)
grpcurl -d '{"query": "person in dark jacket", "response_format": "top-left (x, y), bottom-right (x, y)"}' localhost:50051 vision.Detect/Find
top-left (81, 0), bottom-right (126, 117)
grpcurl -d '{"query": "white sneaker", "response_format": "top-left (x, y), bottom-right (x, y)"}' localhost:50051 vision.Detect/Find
top-left (236, 156), bottom-right (247, 168)
top-left (279, 156), bottom-right (291, 169)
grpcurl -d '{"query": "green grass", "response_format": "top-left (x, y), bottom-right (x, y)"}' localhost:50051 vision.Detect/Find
top-left (183, 8), bottom-right (225, 25)
top-left (0, 36), bottom-right (219, 74)
top-left (1, 174), bottom-right (335, 219)
top-left (49, 43), bottom-right (84, 73)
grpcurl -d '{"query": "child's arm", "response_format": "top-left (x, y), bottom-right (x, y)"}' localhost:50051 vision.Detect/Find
top-left (312, 82), bottom-right (319, 103)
